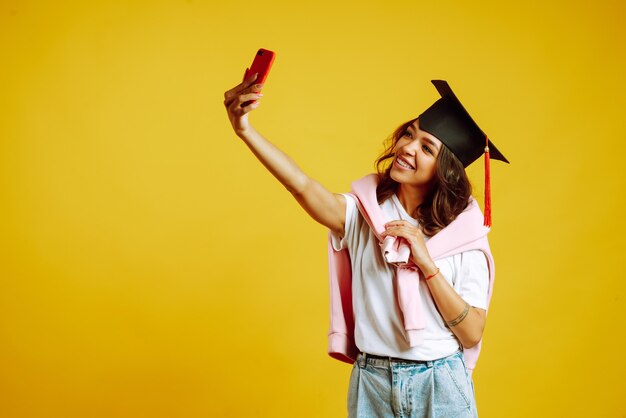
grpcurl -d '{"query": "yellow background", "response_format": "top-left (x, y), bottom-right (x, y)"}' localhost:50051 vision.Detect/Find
top-left (1, 0), bottom-right (625, 417)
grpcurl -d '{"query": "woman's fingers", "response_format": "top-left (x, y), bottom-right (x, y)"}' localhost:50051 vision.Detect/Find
top-left (228, 92), bottom-right (262, 115)
top-left (385, 221), bottom-right (421, 233)
top-left (381, 224), bottom-right (422, 240)
top-left (223, 83), bottom-right (263, 106)
top-left (239, 82), bottom-right (264, 99)
top-left (223, 72), bottom-right (258, 101)
top-left (238, 92), bottom-right (263, 105)
top-left (223, 73), bottom-right (265, 132)
top-left (224, 83), bottom-right (264, 111)
top-left (240, 99), bottom-right (261, 114)
top-left (385, 220), bottom-right (413, 228)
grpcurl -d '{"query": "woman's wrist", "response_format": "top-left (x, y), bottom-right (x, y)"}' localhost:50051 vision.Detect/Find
top-left (418, 260), bottom-right (438, 278)
top-left (236, 125), bottom-right (255, 140)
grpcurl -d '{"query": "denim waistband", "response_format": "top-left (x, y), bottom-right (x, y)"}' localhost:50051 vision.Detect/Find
top-left (356, 350), bottom-right (462, 369)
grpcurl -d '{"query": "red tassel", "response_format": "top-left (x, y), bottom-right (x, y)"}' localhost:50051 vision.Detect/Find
top-left (483, 136), bottom-right (492, 227)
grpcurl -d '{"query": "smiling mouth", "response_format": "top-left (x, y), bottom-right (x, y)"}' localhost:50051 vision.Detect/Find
top-left (396, 156), bottom-right (415, 170)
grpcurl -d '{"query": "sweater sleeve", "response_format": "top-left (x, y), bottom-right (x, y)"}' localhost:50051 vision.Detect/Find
top-left (329, 193), bottom-right (357, 251)
top-left (454, 250), bottom-right (490, 311)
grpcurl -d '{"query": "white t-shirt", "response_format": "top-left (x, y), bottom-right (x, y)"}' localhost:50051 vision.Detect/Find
top-left (330, 193), bottom-right (489, 361)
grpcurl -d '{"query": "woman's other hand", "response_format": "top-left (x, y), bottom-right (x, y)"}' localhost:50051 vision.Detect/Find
top-left (223, 72), bottom-right (264, 136)
top-left (381, 220), bottom-right (437, 274)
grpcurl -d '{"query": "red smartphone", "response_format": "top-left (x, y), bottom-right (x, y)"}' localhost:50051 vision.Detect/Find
top-left (242, 48), bottom-right (275, 107)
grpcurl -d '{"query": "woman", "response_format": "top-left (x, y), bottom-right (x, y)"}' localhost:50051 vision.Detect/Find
top-left (223, 74), bottom-right (508, 418)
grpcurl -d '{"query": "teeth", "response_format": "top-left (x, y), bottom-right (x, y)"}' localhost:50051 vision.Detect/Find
top-left (397, 158), bottom-right (414, 169)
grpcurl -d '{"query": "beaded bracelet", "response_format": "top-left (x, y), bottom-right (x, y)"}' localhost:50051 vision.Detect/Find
top-left (423, 267), bottom-right (440, 281)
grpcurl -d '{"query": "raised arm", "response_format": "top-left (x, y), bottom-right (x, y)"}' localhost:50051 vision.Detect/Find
top-left (223, 72), bottom-right (346, 236)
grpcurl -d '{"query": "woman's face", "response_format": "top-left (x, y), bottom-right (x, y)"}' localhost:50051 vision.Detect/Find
top-left (389, 119), bottom-right (443, 189)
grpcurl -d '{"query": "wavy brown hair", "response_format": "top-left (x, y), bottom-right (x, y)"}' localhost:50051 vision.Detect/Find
top-left (375, 117), bottom-right (472, 237)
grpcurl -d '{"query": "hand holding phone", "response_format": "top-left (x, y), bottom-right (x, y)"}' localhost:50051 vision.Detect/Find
top-left (242, 48), bottom-right (275, 107)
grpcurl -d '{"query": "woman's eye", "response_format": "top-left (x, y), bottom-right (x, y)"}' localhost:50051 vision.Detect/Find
top-left (422, 144), bottom-right (432, 154)
top-left (403, 131), bottom-right (412, 138)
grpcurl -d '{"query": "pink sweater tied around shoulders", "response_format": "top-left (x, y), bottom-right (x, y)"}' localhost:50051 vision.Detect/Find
top-left (327, 173), bottom-right (496, 374)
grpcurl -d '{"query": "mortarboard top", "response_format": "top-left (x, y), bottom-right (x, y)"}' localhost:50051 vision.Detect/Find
top-left (419, 80), bottom-right (509, 168)
top-left (417, 80), bottom-right (509, 226)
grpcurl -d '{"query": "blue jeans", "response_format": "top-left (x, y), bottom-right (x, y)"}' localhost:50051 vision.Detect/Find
top-left (347, 350), bottom-right (478, 418)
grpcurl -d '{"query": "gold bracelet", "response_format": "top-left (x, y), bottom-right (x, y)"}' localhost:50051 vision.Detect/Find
top-left (445, 302), bottom-right (470, 327)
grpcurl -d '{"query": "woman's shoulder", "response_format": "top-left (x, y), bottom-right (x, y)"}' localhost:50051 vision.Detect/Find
top-left (335, 192), bottom-right (356, 205)
top-left (443, 249), bottom-right (488, 271)
top-left (458, 249), bottom-right (487, 261)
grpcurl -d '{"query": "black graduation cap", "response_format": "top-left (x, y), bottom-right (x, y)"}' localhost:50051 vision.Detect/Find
top-left (418, 80), bottom-right (509, 226)
top-left (419, 80), bottom-right (509, 167)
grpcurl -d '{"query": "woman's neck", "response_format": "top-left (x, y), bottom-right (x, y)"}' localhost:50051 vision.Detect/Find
top-left (395, 183), bottom-right (429, 217)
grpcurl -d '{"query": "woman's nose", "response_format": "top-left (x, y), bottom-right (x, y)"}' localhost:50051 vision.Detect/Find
top-left (400, 140), bottom-right (419, 153)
